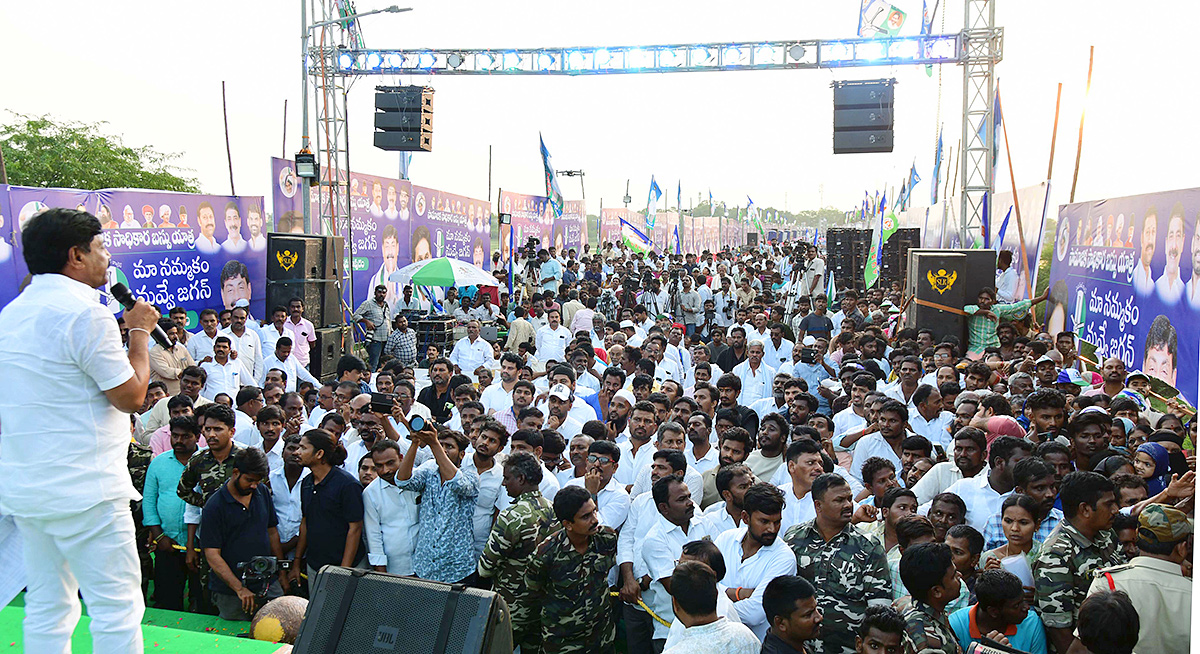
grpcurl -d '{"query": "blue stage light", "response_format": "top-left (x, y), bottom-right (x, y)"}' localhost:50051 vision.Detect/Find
top-left (753, 45), bottom-right (776, 64)
top-left (929, 36), bottom-right (957, 59)
top-left (384, 53), bottom-right (404, 68)
top-left (691, 47), bottom-right (712, 65)
top-left (366, 52), bottom-right (382, 69)
top-left (503, 52), bottom-right (521, 69)
top-left (823, 42), bottom-right (853, 62)
top-left (537, 53), bottom-right (555, 70)
top-left (418, 53), bottom-right (435, 68)
top-left (857, 42), bottom-right (886, 61)
top-left (338, 52), bottom-right (354, 69)
top-left (567, 50), bottom-right (587, 70)
top-left (628, 48), bottom-right (652, 68)
top-left (595, 49), bottom-right (612, 69)
top-left (887, 40), bottom-right (919, 60)
top-left (723, 46), bottom-right (741, 64)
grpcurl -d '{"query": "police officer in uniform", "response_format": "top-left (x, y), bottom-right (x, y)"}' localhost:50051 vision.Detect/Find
top-left (1086, 504), bottom-right (1192, 654)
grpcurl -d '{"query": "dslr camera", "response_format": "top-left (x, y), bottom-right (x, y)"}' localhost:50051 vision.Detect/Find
top-left (237, 556), bottom-right (292, 594)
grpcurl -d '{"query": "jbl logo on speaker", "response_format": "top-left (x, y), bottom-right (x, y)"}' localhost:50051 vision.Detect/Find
top-left (374, 626), bottom-right (398, 649)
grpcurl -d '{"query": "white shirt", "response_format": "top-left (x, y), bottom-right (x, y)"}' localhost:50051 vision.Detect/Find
top-left (762, 339), bottom-right (794, 371)
top-left (995, 266), bottom-right (1018, 303)
top-left (260, 323), bottom-right (288, 354)
top-left (941, 474), bottom-right (1008, 532)
top-left (233, 409), bottom-right (264, 449)
top-left (749, 397), bottom-right (788, 420)
top-left (461, 456), bottom-right (507, 558)
top-left (200, 357), bottom-right (252, 401)
top-left (908, 410), bottom-right (955, 451)
top-left (268, 466), bottom-right (309, 546)
top-left (363, 464), bottom-right (427, 575)
top-left (219, 326), bottom-right (264, 380)
top-left (259, 352), bottom-right (319, 392)
top-left (777, 482), bottom-right (818, 534)
top-left (732, 360), bottom-right (776, 407)
top-left (686, 444), bottom-right (721, 474)
top-left (479, 382), bottom-right (515, 415)
top-left (449, 336), bottom-right (494, 382)
top-left (702, 502), bottom-right (743, 536)
top-left (848, 434), bottom-right (903, 482)
top-left (0, 274), bottom-right (138, 519)
top-left (833, 406), bottom-right (868, 451)
top-left (629, 464), bottom-right (705, 506)
top-left (642, 514), bottom-right (715, 639)
top-left (186, 330), bottom-right (221, 362)
top-left (1156, 272), bottom-right (1185, 304)
top-left (800, 257), bottom-right (826, 296)
top-left (911, 461), bottom-right (986, 506)
top-left (713, 526), bottom-right (799, 640)
top-left (615, 439), bottom-right (658, 487)
top-left (566, 476), bottom-right (631, 529)
top-left (616, 493), bottom-right (662, 580)
top-left (769, 463), bottom-right (867, 499)
top-left (663, 606), bottom-right (751, 654)
top-left (883, 383), bottom-right (918, 406)
top-left (535, 324), bottom-right (572, 364)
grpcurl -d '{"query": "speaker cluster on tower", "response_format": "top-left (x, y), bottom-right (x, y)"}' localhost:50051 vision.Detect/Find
top-left (831, 78), bottom-right (895, 154)
top-left (374, 86), bottom-right (434, 152)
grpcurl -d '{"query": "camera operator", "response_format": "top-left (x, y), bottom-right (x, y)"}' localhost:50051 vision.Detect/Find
top-left (199, 448), bottom-right (288, 621)
top-left (712, 276), bottom-right (736, 327)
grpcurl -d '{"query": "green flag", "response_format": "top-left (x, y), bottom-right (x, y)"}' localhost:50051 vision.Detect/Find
top-left (864, 212), bottom-right (897, 290)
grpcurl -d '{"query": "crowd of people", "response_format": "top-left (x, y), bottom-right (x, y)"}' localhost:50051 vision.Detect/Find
top-left (121, 239), bottom-right (1195, 654)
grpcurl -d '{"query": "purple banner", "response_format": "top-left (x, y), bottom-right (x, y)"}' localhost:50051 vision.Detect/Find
top-left (1047, 187), bottom-right (1200, 402)
top-left (2, 185), bottom-right (266, 328)
top-left (0, 185), bottom-right (17, 308)
top-left (558, 200), bottom-right (587, 254)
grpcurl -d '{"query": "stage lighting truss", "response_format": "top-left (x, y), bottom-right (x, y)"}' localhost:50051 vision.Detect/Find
top-left (326, 33), bottom-right (962, 75)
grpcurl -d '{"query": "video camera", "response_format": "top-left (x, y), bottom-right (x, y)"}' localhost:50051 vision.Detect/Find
top-left (237, 556), bottom-right (292, 595)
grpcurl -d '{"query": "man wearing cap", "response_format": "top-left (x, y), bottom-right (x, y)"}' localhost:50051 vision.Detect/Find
top-left (1086, 504), bottom-right (1191, 654)
top-left (546, 384), bottom-right (585, 440)
top-left (1034, 354), bottom-right (1060, 389)
top-left (1055, 369), bottom-right (1091, 401)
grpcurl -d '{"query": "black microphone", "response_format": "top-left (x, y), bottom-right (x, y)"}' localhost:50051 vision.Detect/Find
top-left (109, 282), bottom-right (171, 349)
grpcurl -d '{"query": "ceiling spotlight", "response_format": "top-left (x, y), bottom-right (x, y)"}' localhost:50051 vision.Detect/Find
top-left (447, 52), bottom-right (465, 68)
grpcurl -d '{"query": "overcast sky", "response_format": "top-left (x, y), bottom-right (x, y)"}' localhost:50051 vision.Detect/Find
top-left (3, 1), bottom-right (1197, 219)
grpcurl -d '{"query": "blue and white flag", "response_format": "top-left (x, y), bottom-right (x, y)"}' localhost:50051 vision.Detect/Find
top-left (540, 133), bottom-right (564, 218)
top-left (673, 226), bottom-right (682, 255)
top-left (708, 189), bottom-right (714, 211)
top-left (646, 176), bottom-right (663, 229)
top-left (677, 180), bottom-right (682, 211)
top-left (621, 217), bottom-right (654, 254)
top-left (995, 206), bottom-right (1012, 250)
top-left (903, 163), bottom-right (921, 209)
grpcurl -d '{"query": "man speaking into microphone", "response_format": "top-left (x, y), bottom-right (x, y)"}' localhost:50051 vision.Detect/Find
top-left (0, 208), bottom-right (160, 653)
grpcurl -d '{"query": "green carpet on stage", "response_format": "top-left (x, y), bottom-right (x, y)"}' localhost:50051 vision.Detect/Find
top-left (0, 604), bottom-right (288, 653)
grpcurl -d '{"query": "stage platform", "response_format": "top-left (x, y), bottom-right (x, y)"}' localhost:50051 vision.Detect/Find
top-left (0, 597), bottom-right (292, 653)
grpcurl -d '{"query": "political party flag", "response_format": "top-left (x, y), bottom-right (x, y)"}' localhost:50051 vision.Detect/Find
top-left (858, 0), bottom-right (893, 37)
top-left (708, 189), bottom-right (713, 211)
top-left (995, 206), bottom-right (1012, 250)
top-left (621, 217), bottom-right (654, 254)
top-left (646, 177), bottom-right (662, 229)
top-left (677, 180), bottom-right (682, 211)
top-left (931, 126), bottom-right (943, 205)
top-left (903, 163), bottom-right (921, 209)
top-left (865, 222), bottom-right (881, 289)
top-left (826, 262), bottom-right (837, 303)
top-left (539, 133), bottom-right (564, 218)
top-left (673, 225), bottom-right (682, 255)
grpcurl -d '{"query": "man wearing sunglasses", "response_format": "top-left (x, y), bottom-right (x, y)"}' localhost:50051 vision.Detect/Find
top-left (566, 440), bottom-right (632, 530)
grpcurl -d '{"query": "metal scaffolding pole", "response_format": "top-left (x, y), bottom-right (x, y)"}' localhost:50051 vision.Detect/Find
top-left (959, 0), bottom-right (1003, 246)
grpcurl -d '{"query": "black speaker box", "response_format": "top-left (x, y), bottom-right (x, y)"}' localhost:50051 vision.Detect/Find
top-left (906, 250), bottom-right (969, 343)
top-left (309, 326), bottom-right (349, 380)
top-left (293, 567), bottom-right (512, 654)
top-left (833, 130), bottom-right (894, 154)
top-left (374, 131), bottom-right (433, 152)
top-left (266, 279), bottom-right (342, 328)
top-left (267, 234), bottom-right (344, 281)
top-left (833, 79), bottom-right (895, 107)
top-left (832, 107), bottom-right (894, 130)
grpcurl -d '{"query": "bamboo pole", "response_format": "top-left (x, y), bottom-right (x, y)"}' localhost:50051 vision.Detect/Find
top-left (222, 81), bottom-right (236, 195)
top-left (997, 80), bottom-right (1036, 307)
top-left (1046, 83), bottom-right (1062, 181)
top-left (1069, 46), bottom-right (1095, 203)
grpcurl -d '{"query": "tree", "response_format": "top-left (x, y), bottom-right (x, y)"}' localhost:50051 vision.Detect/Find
top-left (0, 113), bottom-right (200, 192)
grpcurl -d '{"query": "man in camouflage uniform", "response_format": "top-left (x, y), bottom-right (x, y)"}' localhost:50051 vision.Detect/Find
top-left (128, 439), bottom-right (154, 598)
top-left (784, 474), bottom-right (891, 654)
top-left (175, 405), bottom-right (246, 610)
top-left (478, 452), bottom-right (560, 654)
top-left (893, 543), bottom-right (963, 654)
top-left (1033, 471), bottom-right (1124, 654)
top-left (525, 485), bottom-right (618, 654)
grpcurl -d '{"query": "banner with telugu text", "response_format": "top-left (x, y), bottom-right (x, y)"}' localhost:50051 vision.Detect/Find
top-left (1047, 187), bottom-right (1200, 403)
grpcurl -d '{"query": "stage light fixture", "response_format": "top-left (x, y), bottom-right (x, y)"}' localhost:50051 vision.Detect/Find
top-left (537, 53), bottom-right (555, 70)
top-left (930, 36), bottom-right (957, 58)
top-left (566, 50), bottom-right (588, 70)
top-left (723, 46), bottom-right (741, 64)
top-left (753, 44), bottom-right (776, 64)
top-left (823, 42), bottom-right (853, 62)
top-left (503, 52), bottom-right (521, 69)
top-left (857, 42), bottom-right (886, 61)
top-left (691, 47), bottom-right (712, 65)
top-left (787, 44), bottom-right (806, 60)
top-left (659, 49), bottom-right (679, 67)
top-left (628, 48), bottom-right (652, 68)
top-left (887, 40), bottom-right (918, 59)
top-left (384, 52), bottom-right (404, 68)
top-left (447, 52), bottom-right (464, 68)
top-left (418, 53), bottom-right (435, 68)
top-left (367, 52), bottom-right (382, 69)
top-left (338, 52), bottom-right (354, 69)
top-left (594, 49), bottom-right (612, 69)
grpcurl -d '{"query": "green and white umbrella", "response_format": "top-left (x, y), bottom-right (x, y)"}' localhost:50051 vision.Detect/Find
top-left (389, 257), bottom-right (498, 288)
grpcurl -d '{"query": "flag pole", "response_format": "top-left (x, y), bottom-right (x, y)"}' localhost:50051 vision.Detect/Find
top-left (1069, 46), bottom-right (1094, 203)
top-left (1046, 82), bottom-right (1063, 181)
top-left (997, 80), bottom-right (1036, 305)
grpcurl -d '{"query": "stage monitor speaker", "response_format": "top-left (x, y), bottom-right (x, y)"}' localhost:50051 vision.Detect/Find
top-left (906, 250), bottom-right (968, 343)
top-left (267, 234), bottom-right (344, 281)
top-left (832, 79), bottom-right (895, 154)
top-left (293, 567), bottom-right (512, 654)
top-left (266, 279), bottom-right (342, 328)
top-left (310, 326), bottom-right (350, 380)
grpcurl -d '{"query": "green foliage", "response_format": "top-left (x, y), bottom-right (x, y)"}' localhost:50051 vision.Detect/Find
top-left (0, 113), bottom-right (200, 192)
top-left (691, 202), bottom-right (846, 227)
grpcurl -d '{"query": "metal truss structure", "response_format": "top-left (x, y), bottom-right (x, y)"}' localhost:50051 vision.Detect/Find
top-left (303, 1), bottom-right (1001, 243)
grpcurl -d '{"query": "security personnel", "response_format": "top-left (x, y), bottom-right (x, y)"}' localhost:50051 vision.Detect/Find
top-left (1086, 504), bottom-right (1192, 654)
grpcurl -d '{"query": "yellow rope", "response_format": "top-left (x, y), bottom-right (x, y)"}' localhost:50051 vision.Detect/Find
top-left (610, 591), bottom-right (671, 628)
